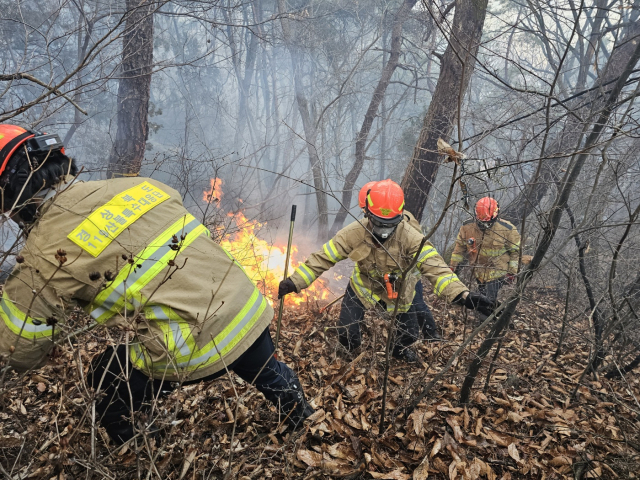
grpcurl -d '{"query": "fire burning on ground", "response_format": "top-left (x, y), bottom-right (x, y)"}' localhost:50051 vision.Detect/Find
top-left (203, 178), bottom-right (336, 307)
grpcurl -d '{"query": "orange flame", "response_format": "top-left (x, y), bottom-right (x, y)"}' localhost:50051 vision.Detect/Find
top-left (203, 178), bottom-right (332, 307)
top-left (203, 178), bottom-right (223, 205)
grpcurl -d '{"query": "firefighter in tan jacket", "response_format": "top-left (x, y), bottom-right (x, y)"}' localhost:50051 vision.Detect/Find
top-left (450, 197), bottom-right (521, 320)
top-left (278, 180), bottom-right (495, 362)
top-left (0, 124), bottom-right (312, 444)
top-left (358, 182), bottom-right (441, 340)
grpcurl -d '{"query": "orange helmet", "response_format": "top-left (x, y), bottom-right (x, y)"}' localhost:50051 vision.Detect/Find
top-left (475, 197), bottom-right (499, 223)
top-left (358, 181), bottom-right (378, 208)
top-left (0, 124), bottom-right (64, 178)
top-left (0, 125), bottom-right (35, 177)
top-left (366, 179), bottom-right (404, 220)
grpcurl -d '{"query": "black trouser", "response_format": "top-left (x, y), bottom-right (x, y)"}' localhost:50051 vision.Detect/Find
top-left (89, 328), bottom-right (307, 444)
top-left (476, 277), bottom-right (505, 321)
top-left (413, 280), bottom-right (438, 336)
top-left (338, 283), bottom-right (419, 354)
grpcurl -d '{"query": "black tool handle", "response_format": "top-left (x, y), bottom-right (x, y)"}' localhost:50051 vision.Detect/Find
top-left (290, 205), bottom-right (297, 221)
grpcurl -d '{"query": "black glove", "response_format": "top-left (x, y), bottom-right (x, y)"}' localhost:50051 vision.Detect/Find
top-left (278, 278), bottom-right (297, 299)
top-left (463, 292), bottom-right (495, 317)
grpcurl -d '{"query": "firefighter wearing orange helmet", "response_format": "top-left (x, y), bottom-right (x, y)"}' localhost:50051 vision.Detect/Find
top-left (279, 179), bottom-right (494, 362)
top-left (0, 124), bottom-right (313, 445)
top-left (358, 182), bottom-right (441, 340)
top-left (450, 197), bottom-right (521, 321)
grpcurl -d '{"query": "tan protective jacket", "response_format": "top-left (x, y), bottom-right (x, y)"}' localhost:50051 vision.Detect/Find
top-left (290, 215), bottom-right (468, 313)
top-left (450, 219), bottom-right (521, 283)
top-left (0, 177), bottom-right (272, 382)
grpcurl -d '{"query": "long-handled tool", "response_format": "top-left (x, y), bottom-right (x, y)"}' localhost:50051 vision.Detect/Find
top-left (318, 293), bottom-right (345, 314)
top-left (274, 205), bottom-right (296, 352)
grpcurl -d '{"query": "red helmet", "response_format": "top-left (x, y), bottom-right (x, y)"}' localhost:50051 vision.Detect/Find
top-left (366, 179), bottom-right (404, 220)
top-left (358, 181), bottom-right (378, 208)
top-left (475, 197), bottom-right (499, 222)
top-left (0, 124), bottom-right (65, 178)
top-left (0, 125), bottom-right (35, 177)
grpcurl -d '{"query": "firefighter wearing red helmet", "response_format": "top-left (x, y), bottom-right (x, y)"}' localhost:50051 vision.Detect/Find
top-left (0, 124), bottom-right (312, 445)
top-left (357, 182), bottom-right (441, 340)
top-left (450, 197), bottom-right (521, 322)
top-left (279, 179), bottom-right (494, 362)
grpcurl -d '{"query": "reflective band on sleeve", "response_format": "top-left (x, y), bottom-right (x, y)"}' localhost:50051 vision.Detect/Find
top-left (0, 292), bottom-right (53, 339)
top-left (508, 261), bottom-right (518, 268)
top-left (434, 273), bottom-right (459, 296)
top-left (295, 264), bottom-right (316, 287)
top-left (506, 242), bottom-right (520, 252)
top-left (322, 239), bottom-right (343, 263)
top-left (89, 214), bottom-right (206, 323)
top-left (132, 287), bottom-right (268, 374)
top-left (450, 253), bottom-right (464, 262)
top-left (68, 181), bottom-right (170, 257)
top-left (416, 246), bottom-right (438, 267)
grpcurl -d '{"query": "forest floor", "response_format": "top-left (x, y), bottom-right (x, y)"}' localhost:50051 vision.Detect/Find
top-left (1, 286), bottom-right (640, 479)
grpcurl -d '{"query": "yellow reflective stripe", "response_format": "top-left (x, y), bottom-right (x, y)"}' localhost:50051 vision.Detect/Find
top-left (506, 242), bottom-right (520, 252)
top-left (295, 264), bottom-right (316, 286)
top-left (434, 273), bottom-right (459, 296)
top-left (388, 302), bottom-right (412, 314)
top-left (322, 239), bottom-right (343, 263)
top-left (68, 181), bottom-right (170, 257)
top-left (481, 248), bottom-right (507, 257)
top-left (451, 253), bottom-right (464, 262)
top-left (137, 287), bottom-right (268, 374)
top-left (487, 270), bottom-right (507, 280)
top-left (89, 215), bottom-right (205, 323)
top-left (144, 304), bottom-right (195, 358)
top-left (416, 246), bottom-right (438, 267)
top-left (0, 292), bottom-right (53, 339)
top-left (350, 265), bottom-right (381, 304)
top-left (130, 343), bottom-right (149, 371)
top-left (367, 193), bottom-right (374, 207)
top-left (508, 261), bottom-right (518, 268)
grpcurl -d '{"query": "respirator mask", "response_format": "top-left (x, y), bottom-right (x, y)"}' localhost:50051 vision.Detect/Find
top-left (476, 218), bottom-right (497, 231)
top-left (368, 214), bottom-right (402, 240)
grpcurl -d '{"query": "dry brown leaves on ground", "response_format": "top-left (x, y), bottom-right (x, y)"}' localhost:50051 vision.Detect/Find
top-left (1, 288), bottom-right (640, 479)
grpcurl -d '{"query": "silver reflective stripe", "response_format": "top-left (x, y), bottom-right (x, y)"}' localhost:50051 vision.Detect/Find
top-left (296, 265), bottom-right (315, 285)
top-left (175, 291), bottom-right (265, 368)
top-left (148, 305), bottom-right (192, 358)
top-left (1, 299), bottom-right (52, 334)
top-left (90, 218), bottom-right (200, 320)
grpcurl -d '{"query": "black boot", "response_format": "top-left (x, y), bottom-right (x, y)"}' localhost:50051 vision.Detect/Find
top-left (392, 346), bottom-right (419, 363)
top-left (423, 327), bottom-right (443, 341)
top-left (105, 420), bottom-right (135, 445)
top-left (262, 377), bottom-right (314, 429)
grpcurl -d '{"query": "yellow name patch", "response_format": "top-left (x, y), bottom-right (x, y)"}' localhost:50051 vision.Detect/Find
top-left (68, 181), bottom-right (170, 257)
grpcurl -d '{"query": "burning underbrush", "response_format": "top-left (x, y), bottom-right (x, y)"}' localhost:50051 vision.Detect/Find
top-left (203, 178), bottom-right (343, 308)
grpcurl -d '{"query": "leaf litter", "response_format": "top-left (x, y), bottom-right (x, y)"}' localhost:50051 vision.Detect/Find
top-left (1, 289), bottom-right (639, 478)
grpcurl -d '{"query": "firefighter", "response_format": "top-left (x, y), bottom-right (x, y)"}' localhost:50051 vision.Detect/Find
top-left (279, 179), bottom-right (494, 362)
top-left (357, 182), bottom-right (441, 341)
top-left (0, 125), bottom-right (312, 445)
top-left (449, 197), bottom-right (521, 322)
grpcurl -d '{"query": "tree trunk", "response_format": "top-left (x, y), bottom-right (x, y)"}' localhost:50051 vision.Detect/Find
top-left (501, 18), bottom-right (640, 223)
top-left (277, 0), bottom-right (329, 238)
top-left (401, 0), bottom-right (488, 222)
top-left (459, 36), bottom-right (640, 403)
top-left (329, 0), bottom-right (418, 236)
top-left (107, 0), bottom-right (155, 178)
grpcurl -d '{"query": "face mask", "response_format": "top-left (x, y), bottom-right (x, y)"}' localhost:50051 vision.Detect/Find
top-left (372, 224), bottom-right (396, 239)
top-left (476, 219), bottom-right (496, 231)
